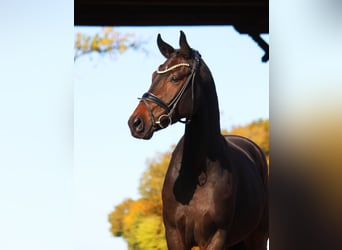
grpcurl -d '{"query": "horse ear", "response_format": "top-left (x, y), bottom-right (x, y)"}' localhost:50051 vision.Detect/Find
top-left (179, 30), bottom-right (191, 51)
top-left (157, 34), bottom-right (174, 58)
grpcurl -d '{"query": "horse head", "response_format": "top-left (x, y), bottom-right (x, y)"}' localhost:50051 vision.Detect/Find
top-left (128, 31), bottom-right (201, 139)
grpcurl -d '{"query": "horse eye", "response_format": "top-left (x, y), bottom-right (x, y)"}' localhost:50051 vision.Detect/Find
top-left (170, 75), bottom-right (179, 83)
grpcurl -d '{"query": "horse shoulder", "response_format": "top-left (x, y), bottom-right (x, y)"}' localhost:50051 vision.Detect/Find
top-left (224, 134), bottom-right (268, 184)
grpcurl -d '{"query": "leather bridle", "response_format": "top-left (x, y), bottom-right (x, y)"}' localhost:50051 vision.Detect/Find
top-left (138, 50), bottom-right (201, 130)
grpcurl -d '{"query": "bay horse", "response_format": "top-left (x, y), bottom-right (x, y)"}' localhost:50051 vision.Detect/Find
top-left (128, 31), bottom-right (268, 250)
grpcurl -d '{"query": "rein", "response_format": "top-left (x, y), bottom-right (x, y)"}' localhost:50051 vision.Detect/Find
top-left (139, 50), bottom-right (201, 129)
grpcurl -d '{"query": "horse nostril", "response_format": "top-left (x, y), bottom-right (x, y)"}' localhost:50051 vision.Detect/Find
top-left (133, 116), bottom-right (144, 133)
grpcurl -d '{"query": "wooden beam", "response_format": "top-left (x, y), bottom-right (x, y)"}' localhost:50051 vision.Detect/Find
top-left (74, 0), bottom-right (268, 34)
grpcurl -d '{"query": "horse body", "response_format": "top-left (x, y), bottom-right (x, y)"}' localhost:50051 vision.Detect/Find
top-left (128, 31), bottom-right (268, 249)
top-left (162, 117), bottom-right (268, 250)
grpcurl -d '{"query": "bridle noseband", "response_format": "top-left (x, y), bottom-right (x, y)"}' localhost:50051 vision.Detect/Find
top-left (139, 51), bottom-right (201, 130)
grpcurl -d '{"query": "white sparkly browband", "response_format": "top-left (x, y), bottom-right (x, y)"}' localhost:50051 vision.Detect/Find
top-left (156, 63), bottom-right (190, 74)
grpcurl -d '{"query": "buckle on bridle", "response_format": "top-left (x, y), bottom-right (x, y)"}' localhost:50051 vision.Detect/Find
top-left (155, 114), bottom-right (172, 128)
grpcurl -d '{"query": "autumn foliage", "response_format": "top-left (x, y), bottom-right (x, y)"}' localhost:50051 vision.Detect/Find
top-left (108, 119), bottom-right (269, 249)
top-left (74, 27), bottom-right (145, 61)
top-left (108, 153), bottom-right (171, 250)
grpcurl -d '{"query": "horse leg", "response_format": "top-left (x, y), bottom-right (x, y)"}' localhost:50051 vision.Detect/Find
top-left (165, 227), bottom-right (188, 250)
top-left (206, 233), bottom-right (248, 250)
top-left (205, 229), bottom-right (227, 250)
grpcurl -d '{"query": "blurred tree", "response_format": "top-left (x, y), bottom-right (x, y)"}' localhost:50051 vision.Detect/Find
top-left (139, 151), bottom-right (172, 216)
top-left (134, 214), bottom-right (166, 250)
top-left (108, 198), bottom-right (133, 237)
top-left (121, 198), bottom-right (162, 250)
top-left (108, 151), bottom-right (171, 249)
top-left (74, 27), bottom-right (146, 61)
top-left (109, 119), bottom-right (269, 249)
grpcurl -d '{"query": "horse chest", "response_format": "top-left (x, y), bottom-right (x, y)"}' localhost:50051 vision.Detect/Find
top-left (180, 174), bottom-right (231, 215)
top-left (176, 187), bottom-right (215, 224)
top-left (164, 168), bottom-right (234, 243)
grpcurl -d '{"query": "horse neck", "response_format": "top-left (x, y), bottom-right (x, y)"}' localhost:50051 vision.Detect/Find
top-left (182, 69), bottom-right (223, 169)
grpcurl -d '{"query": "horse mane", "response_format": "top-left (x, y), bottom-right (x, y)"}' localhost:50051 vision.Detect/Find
top-left (189, 54), bottom-right (223, 156)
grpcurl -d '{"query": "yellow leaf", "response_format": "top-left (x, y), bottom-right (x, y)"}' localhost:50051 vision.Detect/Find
top-left (118, 44), bottom-right (127, 53)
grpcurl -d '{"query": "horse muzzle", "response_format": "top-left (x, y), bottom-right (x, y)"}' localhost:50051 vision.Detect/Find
top-left (128, 114), bottom-right (154, 140)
